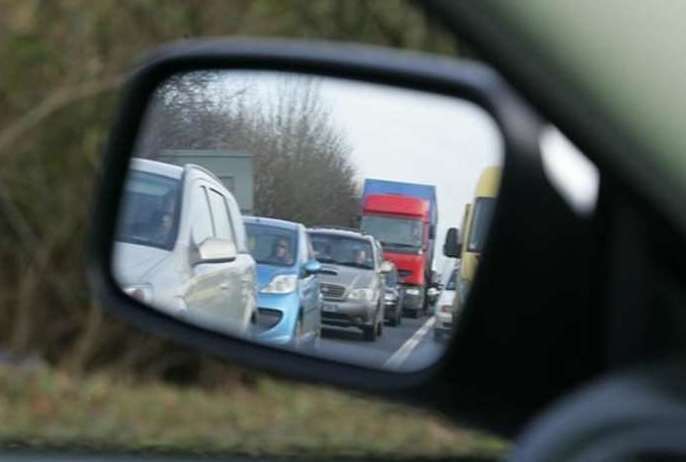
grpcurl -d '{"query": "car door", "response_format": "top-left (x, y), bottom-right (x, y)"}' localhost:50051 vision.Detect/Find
top-left (206, 186), bottom-right (254, 334)
top-left (299, 228), bottom-right (321, 337)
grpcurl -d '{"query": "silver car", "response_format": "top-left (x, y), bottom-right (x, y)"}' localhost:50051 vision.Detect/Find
top-left (113, 158), bottom-right (257, 337)
top-left (308, 227), bottom-right (390, 342)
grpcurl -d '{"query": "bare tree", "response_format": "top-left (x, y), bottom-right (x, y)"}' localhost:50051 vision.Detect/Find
top-left (135, 72), bottom-right (359, 227)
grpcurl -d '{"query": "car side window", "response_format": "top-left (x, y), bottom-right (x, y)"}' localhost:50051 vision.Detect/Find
top-left (207, 188), bottom-right (235, 243)
top-left (191, 184), bottom-right (213, 245)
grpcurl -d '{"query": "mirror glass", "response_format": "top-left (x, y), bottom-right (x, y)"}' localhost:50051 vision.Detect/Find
top-left (112, 70), bottom-right (503, 372)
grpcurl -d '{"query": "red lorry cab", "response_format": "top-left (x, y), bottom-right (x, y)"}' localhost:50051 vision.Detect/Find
top-left (361, 194), bottom-right (430, 287)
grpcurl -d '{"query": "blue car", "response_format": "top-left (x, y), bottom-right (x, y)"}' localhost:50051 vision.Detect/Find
top-left (244, 216), bottom-right (322, 349)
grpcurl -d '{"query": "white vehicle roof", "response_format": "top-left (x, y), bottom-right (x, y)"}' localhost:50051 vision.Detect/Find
top-left (130, 157), bottom-right (183, 179)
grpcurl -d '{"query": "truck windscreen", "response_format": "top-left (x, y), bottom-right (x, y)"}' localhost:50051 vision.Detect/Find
top-left (360, 216), bottom-right (423, 251)
top-left (467, 197), bottom-right (496, 253)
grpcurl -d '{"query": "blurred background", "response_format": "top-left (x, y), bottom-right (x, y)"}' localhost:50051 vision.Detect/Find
top-left (0, 1), bottom-right (505, 458)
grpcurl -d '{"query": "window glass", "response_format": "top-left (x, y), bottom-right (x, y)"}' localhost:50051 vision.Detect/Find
top-left (191, 186), bottom-right (213, 245)
top-left (308, 233), bottom-right (374, 270)
top-left (360, 216), bottom-right (423, 253)
top-left (467, 197), bottom-right (497, 252)
top-left (245, 223), bottom-right (297, 267)
top-left (116, 171), bottom-right (181, 250)
top-left (208, 189), bottom-right (234, 241)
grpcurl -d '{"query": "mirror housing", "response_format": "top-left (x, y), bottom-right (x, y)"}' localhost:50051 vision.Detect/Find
top-left (380, 261), bottom-right (394, 274)
top-left (194, 238), bottom-right (237, 265)
top-left (303, 259), bottom-right (322, 276)
top-left (427, 287), bottom-right (440, 298)
top-left (443, 227), bottom-right (461, 258)
top-left (91, 38), bottom-right (579, 436)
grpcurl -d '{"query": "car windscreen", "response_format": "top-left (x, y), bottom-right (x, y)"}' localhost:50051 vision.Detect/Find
top-left (116, 170), bottom-right (181, 250)
top-left (467, 197), bottom-right (496, 253)
top-left (309, 233), bottom-right (374, 270)
top-left (360, 215), bottom-right (423, 252)
top-left (245, 223), bottom-right (297, 267)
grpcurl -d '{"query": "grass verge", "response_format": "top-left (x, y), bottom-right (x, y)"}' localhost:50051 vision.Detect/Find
top-left (0, 365), bottom-right (507, 458)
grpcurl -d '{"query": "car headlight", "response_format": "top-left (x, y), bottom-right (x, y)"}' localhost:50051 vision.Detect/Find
top-left (405, 287), bottom-right (421, 296)
top-left (348, 288), bottom-right (374, 301)
top-left (261, 274), bottom-right (297, 294)
top-left (384, 292), bottom-right (396, 301)
top-left (123, 284), bottom-right (153, 303)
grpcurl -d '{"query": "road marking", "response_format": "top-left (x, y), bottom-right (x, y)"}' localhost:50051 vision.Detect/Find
top-left (384, 316), bottom-right (435, 370)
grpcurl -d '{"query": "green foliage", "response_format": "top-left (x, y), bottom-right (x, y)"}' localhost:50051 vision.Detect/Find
top-left (0, 365), bottom-right (506, 457)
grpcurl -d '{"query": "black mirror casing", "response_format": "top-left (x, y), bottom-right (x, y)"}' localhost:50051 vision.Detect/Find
top-left (88, 39), bottom-right (599, 437)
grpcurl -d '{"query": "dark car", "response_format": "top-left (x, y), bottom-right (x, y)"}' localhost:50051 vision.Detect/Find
top-left (382, 262), bottom-right (404, 326)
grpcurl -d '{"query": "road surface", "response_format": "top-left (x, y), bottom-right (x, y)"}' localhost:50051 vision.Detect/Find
top-left (318, 312), bottom-right (448, 372)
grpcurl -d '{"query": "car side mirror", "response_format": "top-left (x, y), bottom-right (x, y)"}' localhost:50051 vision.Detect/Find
top-left (195, 238), bottom-right (237, 265)
top-left (303, 259), bottom-right (321, 276)
top-left (443, 227), bottom-right (461, 258)
top-left (93, 39), bottom-right (578, 431)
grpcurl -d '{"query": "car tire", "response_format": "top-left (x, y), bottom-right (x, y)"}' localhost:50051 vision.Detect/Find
top-left (362, 323), bottom-right (377, 342)
top-left (396, 308), bottom-right (403, 326)
top-left (377, 319), bottom-right (383, 337)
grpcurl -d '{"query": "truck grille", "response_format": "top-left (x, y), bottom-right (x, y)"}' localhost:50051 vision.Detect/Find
top-left (320, 283), bottom-right (346, 300)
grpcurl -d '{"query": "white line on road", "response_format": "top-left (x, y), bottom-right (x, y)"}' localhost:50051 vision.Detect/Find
top-left (384, 316), bottom-right (435, 370)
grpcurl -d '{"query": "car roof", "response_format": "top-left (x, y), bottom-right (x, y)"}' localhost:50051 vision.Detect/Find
top-left (243, 216), bottom-right (301, 231)
top-left (130, 157), bottom-right (183, 179)
top-left (308, 226), bottom-right (373, 241)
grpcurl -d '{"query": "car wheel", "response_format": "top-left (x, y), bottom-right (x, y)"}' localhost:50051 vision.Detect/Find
top-left (388, 311), bottom-right (398, 327)
top-left (362, 323), bottom-right (377, 342)
top-left (396, 308), bottom-right (403, 326)
top-left (377, 319), bottom-right (383, 337)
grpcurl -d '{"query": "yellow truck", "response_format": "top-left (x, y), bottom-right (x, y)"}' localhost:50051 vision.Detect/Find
top-left (443, 166), bottom-right (502, 313)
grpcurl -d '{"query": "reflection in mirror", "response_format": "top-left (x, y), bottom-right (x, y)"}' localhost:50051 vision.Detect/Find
top-left (112, 70), bottom-right (503, 372)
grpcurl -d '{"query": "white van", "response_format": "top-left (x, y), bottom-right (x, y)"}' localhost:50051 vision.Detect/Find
top-left (433, 265), bottom-right (458, 342)
top-left (113, 158), bottom-right (257, 337)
